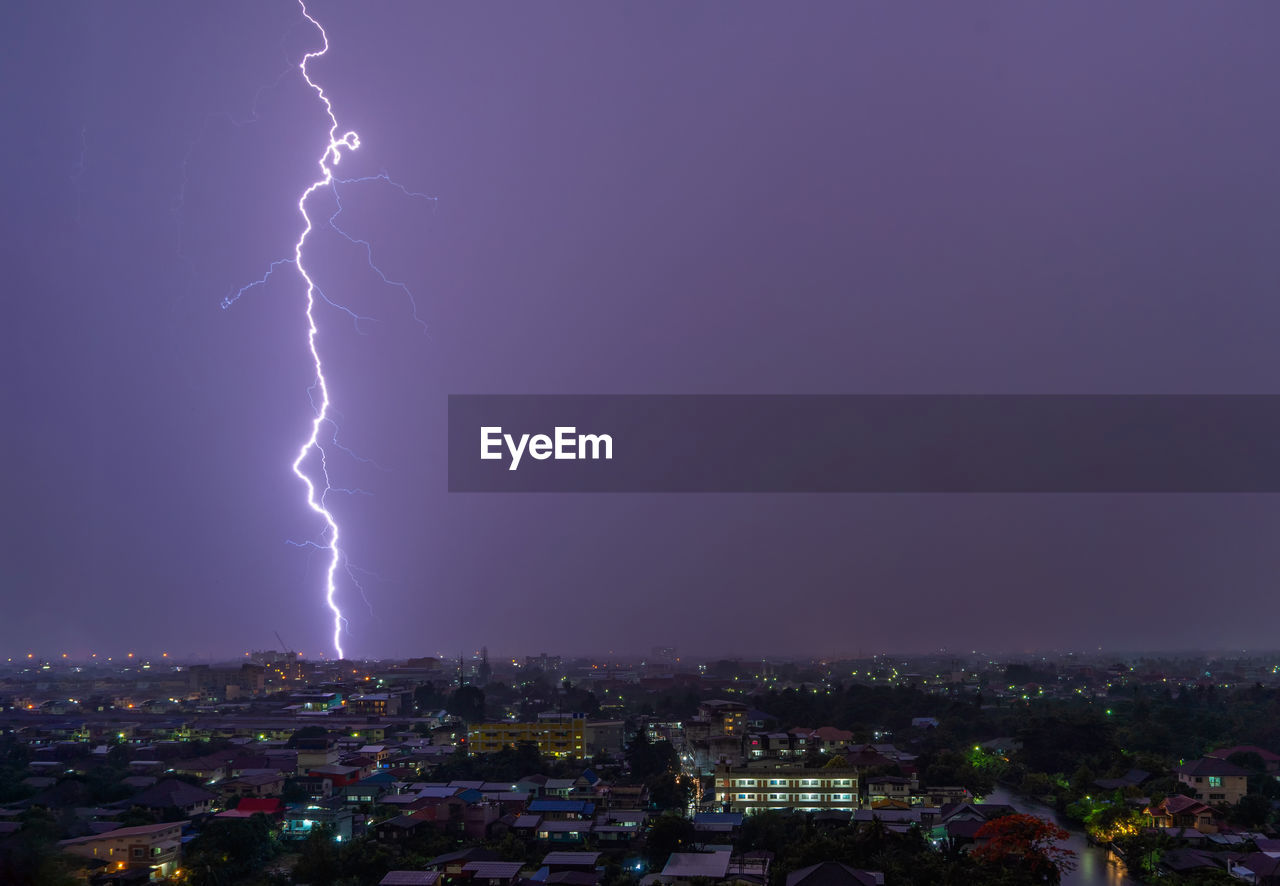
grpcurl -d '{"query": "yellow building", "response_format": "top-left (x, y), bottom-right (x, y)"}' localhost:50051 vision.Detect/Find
top-left (469, 716), bottom-right (586, 758)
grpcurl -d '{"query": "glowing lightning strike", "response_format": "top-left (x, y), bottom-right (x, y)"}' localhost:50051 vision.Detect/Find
top-left (289, 0), bottom-right (361, 660)
top-left (220, 0), bottom-right (431, 661)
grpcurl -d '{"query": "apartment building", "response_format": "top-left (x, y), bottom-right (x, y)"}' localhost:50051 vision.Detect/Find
top-left (469, 715), bottom-right (585, 758)
top-left (715, 764), bottom-right (859, 814)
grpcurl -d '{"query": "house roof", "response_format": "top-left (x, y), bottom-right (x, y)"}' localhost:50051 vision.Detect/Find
top-left (1208, 745), bottom-right (1280, 763)
top-left (1158, 795), bottom-right (1211, 816)
top-left (785, 862), bottom-right (882, 886)
top-left (529, 800), bottom-right (594, 814)
top-left (661, 851), bottom-right (732, 880)
top-left (59, 820), bottom-right (189, 846)
top-left (541, 852), bottom-right (601, 867)
top-left (428, 848), bottom-right (500, 868)
top-left (463, 861), bottom-right (525, 879)
top-left (130, 779), bottom-right (216, 810)
top-left (692, 812), bottom-right (743, 826)
top-left (380, 873), bottom-right (441, 886)
top-left (237, 798), bottom-right (283, 814)
top-left (1177, 758), bottom-right (1249, 777)
top-left (1236, 853), bottom-right (1280, 878)
top-left (539, 821), bottom-right (591, 832)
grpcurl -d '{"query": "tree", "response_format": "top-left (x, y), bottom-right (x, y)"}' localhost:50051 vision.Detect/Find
top-left (287, 725), bottom-right (329, 748)
top-left (448, 685), bottom-right (486, 723)
top-left (971, 813), bottom-right (1076, 885)
top-left (646, 813), bottom-right (696, 866)
top-left (183, 815), bottom-right (277, 886)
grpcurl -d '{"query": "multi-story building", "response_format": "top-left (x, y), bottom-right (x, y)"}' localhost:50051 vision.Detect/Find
top-left (469, 714), bottom-right (585, 758)
top-left (699, 700), bottom-right (748, 736)
top-left (187, 663), bottom-right (265, 699)
top-left (716, 764), bottom-right (859, 814)
top-left (1176, 758), bottom-right (1249, 806)
top-left (58, 820), bottom-right (186, 879)
top-left (348, 692), bottom-right (406, 717)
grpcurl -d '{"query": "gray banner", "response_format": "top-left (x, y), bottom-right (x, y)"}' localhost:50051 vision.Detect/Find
top-left (447, 395), bottom-right (1280, 492)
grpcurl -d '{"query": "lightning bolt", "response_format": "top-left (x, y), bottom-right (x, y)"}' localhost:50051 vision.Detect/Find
top-left (219, 0), bottom-right (430, 660)
top-left (288, 0), bottom-right (358, 660)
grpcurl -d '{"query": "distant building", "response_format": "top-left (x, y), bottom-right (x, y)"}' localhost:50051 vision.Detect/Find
top-left (699, 700), bottom-right (748, 736)
top-left (470, 715), bottom-right (585, 758)
top-left (715, 764), bottom-right (859, 814)
top-left (348, 693), bottom-right (405, 717)
top-left (187, 663), bottom-right (265, 699)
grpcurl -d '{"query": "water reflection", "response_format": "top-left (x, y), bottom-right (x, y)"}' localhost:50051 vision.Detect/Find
top-left (984, 788), bottom-right (1137, 886)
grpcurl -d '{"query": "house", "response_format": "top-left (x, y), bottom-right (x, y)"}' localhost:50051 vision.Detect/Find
top-left (541, 851), bottom-right (601, 874)
top-left (812, 728), bottom-right (854, 754)
top-left (529, 799), bottom-right (594, 821)
top-left (220, 773), bottom-right (284, 799)
top-left (692, 812), bottom-right (744, 841)
top-left (58, 820), bottom-right (187, 879)
top-left (592, 810), bottom-right (645, 845)
top-left (865, 776), bottom-right (912, 805)
top-left (1093, 769), bottom-right (1149, 792)
top-left (1231, 852), bottom-right (1280, 885)
top-left (462, 860), bottom-right (524, 886)
top-left (786, 862), bottom-right (885, 886)
top-left (536, 820), bottom-right (592, 844)
top-left (933, 803), bottom-right (1016, 844)
top-left (660, 850), bottom-right (733, 882)
top-left (282, 804), bottom-right (354, 841)
top-left (376, 814), bottom-right (436, 843)
top-left (128, 779), bottom-right (218, 817)
top-left (1146, 796), bottom-right (1218, 834)
top-left (1176, 758), bottom-right (1249, 805)
top-left (427, 847), bottom-right (501, 881)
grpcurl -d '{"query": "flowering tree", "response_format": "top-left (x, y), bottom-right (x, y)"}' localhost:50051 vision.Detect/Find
top-left (972, 813), bottom-right (1077, 884)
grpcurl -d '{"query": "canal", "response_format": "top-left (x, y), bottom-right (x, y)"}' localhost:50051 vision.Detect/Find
top-left (984, 788), bottom-right (1137, 886)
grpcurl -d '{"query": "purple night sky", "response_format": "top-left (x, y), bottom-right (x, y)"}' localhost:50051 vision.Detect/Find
top-left (4, 1), bottom-right (1280, 659)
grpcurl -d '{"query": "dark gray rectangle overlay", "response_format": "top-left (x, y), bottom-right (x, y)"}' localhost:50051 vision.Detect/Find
top-left (448, 395), bottom-right (1280, 492)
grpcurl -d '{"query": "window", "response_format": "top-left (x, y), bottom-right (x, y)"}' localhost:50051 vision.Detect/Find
top-left (132, 848), bottom-right (145, 858)
top-left (800, 779), bottom-right (820, 787)
top-left (833, 779), bottom-right (853, 787)
top-left (799, 793), bottom-right (821, 802)
top-left (735, 779), bottom-right (758, 788)
top-left (834, 793), bottom-right (853, 801)
top-left (768, 778), bottom-right (787, 787)
top-left (768, 793), bottom-right (788, 801)
top-left (1208, 776), bottom-right (1223, 787)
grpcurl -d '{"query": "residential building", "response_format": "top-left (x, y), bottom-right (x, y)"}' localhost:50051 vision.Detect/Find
top-left (58, 820), bottom-right (186, 879)
top-left (469, 716), bottom-right (586, 758)
top-left (715, 764), bottom-right (859, 814)
top-left (1176, 758), bottom-right (1249, 805)
top-left (1146, 796), bottom-right (1218, 834)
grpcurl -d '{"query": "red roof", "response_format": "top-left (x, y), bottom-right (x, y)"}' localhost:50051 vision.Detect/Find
top-left (237, 798), bottom-right (283, 814)
top-left (1208, 745), bottom-right (1280, 763)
